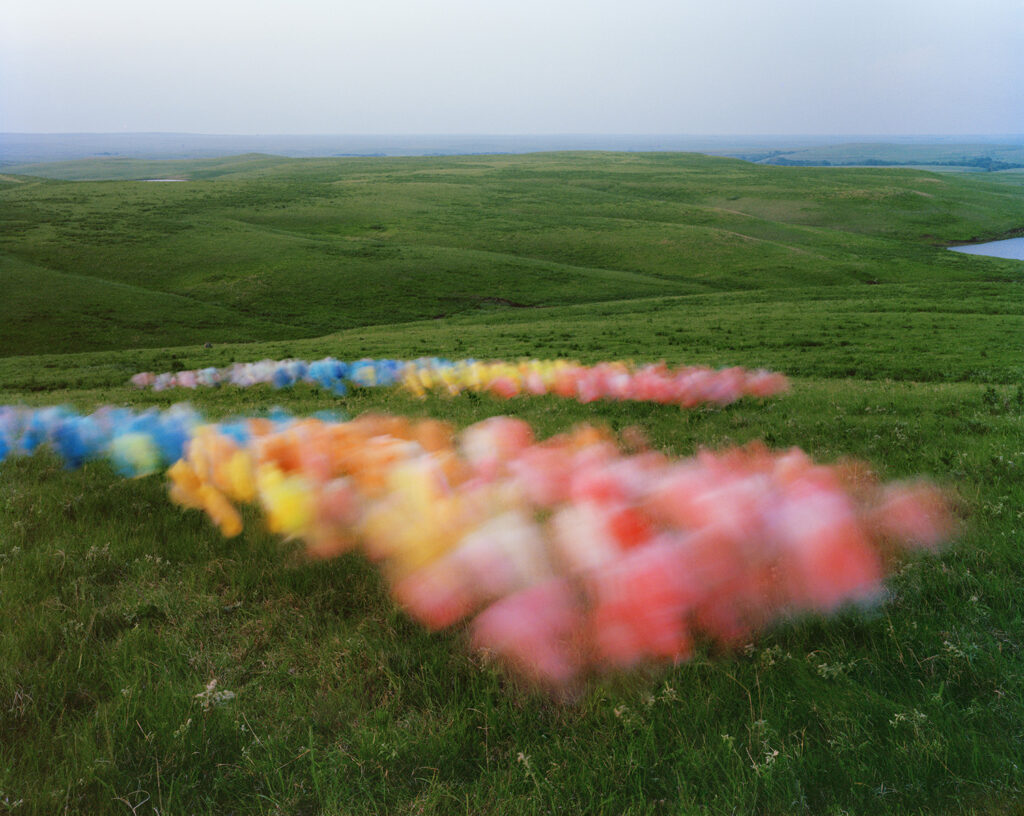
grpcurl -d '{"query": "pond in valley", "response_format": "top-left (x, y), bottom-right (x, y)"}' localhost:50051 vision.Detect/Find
top-left (949, 236), bottom-right (1024, 260)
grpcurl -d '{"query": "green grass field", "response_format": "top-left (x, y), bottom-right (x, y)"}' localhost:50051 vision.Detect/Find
top-left (1, 153), bottom-right (1023, 814)
top-left (4, 152), bottom-right (1024, 357)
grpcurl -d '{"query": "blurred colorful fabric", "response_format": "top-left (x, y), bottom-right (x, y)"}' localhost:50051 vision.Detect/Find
top-left (131, 357), bottom-right (789, 408)
top-left (1, 402), bottom-right (952, 690)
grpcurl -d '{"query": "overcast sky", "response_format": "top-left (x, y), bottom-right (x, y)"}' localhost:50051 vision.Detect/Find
top-left (3, 0), bottom-right (1022, 135)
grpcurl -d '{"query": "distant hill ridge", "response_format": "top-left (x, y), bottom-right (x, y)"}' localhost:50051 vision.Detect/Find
top-left (3, 132), bottom-right (1023, 168)
top-left (741, 146), bottom-right (1024, 172)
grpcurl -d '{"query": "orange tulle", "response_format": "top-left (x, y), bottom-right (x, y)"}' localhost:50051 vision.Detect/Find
top-left (166, 413), bottom-right (953, 688)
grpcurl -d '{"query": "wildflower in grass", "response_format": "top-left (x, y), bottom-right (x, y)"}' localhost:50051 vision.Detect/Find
top-left (194, 679), bottom-right (235, 711)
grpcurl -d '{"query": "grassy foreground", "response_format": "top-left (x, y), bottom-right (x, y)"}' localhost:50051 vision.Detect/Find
top-left (1, 153), bottom-right (1023, 814)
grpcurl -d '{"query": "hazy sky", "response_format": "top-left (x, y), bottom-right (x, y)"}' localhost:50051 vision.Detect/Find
top-left (3, 0), bottom-right (1022, 135)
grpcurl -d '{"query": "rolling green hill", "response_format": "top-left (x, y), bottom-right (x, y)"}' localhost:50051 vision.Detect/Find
top-left (3, 152), bottom-right (1024, 358)
top-left (0, 153), bottom-right (293, 182)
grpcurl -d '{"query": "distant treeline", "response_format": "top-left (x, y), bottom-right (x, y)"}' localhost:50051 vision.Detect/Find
top-left (735, 150), bottom-right (1024, 171)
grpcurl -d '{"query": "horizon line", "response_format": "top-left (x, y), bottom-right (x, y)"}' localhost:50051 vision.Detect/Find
top-left (4, 131), bottom-right (1024, 139)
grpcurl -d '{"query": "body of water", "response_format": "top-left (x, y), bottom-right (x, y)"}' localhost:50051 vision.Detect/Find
top-left (949, 236), bottom-right (1024, 260)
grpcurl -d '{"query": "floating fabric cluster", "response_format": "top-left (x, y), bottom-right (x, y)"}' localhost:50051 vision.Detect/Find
top-left (131, 358), bottom-right (406, 396)
top-left (131, 357), bottom-right (789, 408)
top-left (0, 404), bottom-right (202, 477)
top-left (400, 359), bottom-right (789, 406)
top-left (165, 411), bottom-right (952, 689)
top-left (1, 402), bottom-right (952, 689)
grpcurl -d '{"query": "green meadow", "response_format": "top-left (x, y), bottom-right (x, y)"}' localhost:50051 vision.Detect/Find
top-left (4, 151), bottom-right (1024, 358)
top-left (1, 153), bottom-right (1022, 815)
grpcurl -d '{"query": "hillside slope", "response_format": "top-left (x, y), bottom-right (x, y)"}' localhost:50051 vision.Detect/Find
top-left (2, 152), bottom-right (1023, 356)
